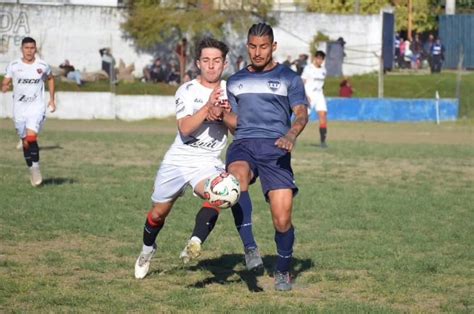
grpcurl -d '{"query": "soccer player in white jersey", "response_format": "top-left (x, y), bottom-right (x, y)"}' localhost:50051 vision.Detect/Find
top-left (301, 50), bottom-right (328, 148)
top-left (2, 37), bottom-right (56, 186)
top-left (134, 38), bottom-right (232, 279)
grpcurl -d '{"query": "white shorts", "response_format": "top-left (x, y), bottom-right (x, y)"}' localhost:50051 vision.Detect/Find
top-left (14, 112), bottom-right (46, 139)
top-left (151, 160), bottom-right (225, 204)
top-left (310, 93), bottom-right (327, 112)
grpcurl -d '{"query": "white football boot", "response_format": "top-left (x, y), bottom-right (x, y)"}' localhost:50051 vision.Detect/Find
top-left (134, 244), bottom-right (157, 279)
top-left (179, 237), bottom-right (202, 264)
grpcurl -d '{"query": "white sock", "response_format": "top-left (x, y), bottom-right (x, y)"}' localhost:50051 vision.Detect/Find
top-left (32, 162), bottom-right (40, 168)
top-left (142, 244), bottom-right (155, 254)
top-left (190, 236), bottom-right (202, 244)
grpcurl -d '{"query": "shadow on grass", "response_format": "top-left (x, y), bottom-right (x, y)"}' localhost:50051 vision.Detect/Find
top-left (40, 145), bottom-right (63, 151)
top-left (187, 254), bottom-right (314, 292)
top-left (42, 177), bottom-right (76, 186)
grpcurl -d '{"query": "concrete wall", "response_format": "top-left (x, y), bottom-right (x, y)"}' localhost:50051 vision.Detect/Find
top-left (0, 4), bottom-right (382, 77)
top-left (0, 4), bottom-right (155, 77)
top-left (0, 92), bottom-right (175, 121)
top-left (1, 92), bottom-right (458, 122)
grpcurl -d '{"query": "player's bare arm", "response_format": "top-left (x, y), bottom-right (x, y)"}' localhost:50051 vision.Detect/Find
top-left (47, 75), bottom-right (56, 112)
top-left (2, 77), bottom-right (11, 93)
top-left (274, 104), bottom-right (308, 152)
top-left (178, 86), bottom-right (221, 136)
top-left (221, 110), bottom-right (237, 134)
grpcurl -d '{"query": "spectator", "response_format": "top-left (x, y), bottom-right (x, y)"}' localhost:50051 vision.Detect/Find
top-left (394, 33), bottom-right (401, 68)
top-left (167, 62), bottom-right (181, 85)
top-left (423, 33), bottom-right (435, 70)
top-left (295, 54), bottom-right (308, 76)
top-left (235, 55), bottom-right (246, 72)
top-left (339, 79), bottom-right (353, 98)
top-left (403, 40), bottom-right (413, 69)
top-left (411, 34), bottom-right (423, 69)
top-left (143, 58), bottom-right (168, 83)
top-left (99, 48), bottom-right (116, 82)
top-left (430, 38), bottom-right (445, 73)
top-left (59, 59), bottom-right (83, 86)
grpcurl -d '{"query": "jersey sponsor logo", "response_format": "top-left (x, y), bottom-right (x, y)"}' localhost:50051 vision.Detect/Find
top-left (267, 80), bottom-right (280, 91)
top-left (37, 68), bottom-right (43, 74)
top-left (17, 78), bottom-right (41, 84)
top-left (184, 136), bottom-right (219, 150)
top-left (18, 94), bottom-right (38, 102)
top-left (194, 98), bottom-right (203, 104)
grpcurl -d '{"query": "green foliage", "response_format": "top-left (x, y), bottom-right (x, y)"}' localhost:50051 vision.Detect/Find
top-left (310, 31), bottom-right (330, 56)
top-left (122, 0), bottom-right (275, 50)
top-left (299, 0), bottom-right (443, 32)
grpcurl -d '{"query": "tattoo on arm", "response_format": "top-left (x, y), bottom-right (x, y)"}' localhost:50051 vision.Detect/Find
top-left (287, 104), bottom-right (308, 139)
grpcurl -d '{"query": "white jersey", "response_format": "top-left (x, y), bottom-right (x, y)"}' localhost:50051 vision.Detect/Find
top-left (162, 79), bottom-right (228, 166)
top-left (5, 58), bottom-right (51, 118)
top-left (301, 63), bottom-right (326, 96)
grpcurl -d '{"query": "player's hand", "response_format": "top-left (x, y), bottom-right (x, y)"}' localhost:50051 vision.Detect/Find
top-left (275, 134), bottom-right (296, 152)
top-left (207, 87), bottom-right (225, 107)
top-left (48, 99), bottom-right (56, 113)
top-left (218, 99), bottom-right (231, 113)
top-left (207, 105), bottom-right (223, 121)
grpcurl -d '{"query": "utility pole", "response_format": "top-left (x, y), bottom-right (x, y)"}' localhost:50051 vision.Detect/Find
top-left (407, 0), bottom-right (413, 41)
top-left (354, 0), bottom-right (360, 14)
top-left (446, 0), bottom-right (456, 14)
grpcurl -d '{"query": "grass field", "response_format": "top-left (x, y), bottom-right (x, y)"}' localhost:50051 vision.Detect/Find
top-left (0, 119), bottom-right (473, 312)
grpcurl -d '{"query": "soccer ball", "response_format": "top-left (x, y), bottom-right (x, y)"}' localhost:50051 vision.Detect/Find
top-left (204, 172), bottom-right (241, 209)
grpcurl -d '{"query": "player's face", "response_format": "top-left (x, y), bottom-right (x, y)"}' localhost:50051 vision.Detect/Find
top-left (196, 48), bottom-right (226, 85)
top-left (314, 56), bottom-right (324, 67)
top-left (21, 43), bottom-right (36, 62)
top-left (247, 35), bottom-right (276, 71)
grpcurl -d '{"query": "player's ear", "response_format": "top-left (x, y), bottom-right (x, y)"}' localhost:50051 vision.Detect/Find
top-left (272, 41), bottom-right (277, 52)
top-left (223, 58), bottom-right (228, 69)
top-left (195, 60), bottom-right (201, 70)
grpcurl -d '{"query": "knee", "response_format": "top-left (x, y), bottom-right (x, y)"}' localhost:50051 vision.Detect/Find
top-left (273, 216), bottom-right (292, 233)
top-left (228, 163), bottom-right (251, 190)
top-left (148, 207), bottom-right (168, 224)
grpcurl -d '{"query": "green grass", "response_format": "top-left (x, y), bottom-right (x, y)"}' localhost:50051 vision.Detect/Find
top-left (0, 119), bottom-right (472, 312)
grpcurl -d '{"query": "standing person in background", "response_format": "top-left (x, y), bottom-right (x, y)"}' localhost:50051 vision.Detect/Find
top-left (430, 38), bottom-right (445, 74)
top-left (2, 37), bottom-right (56, 187)
top-left (99, 48), bottom-right (116, 83)
top-left (301, 50), bottom-right (328, 148)
top-left (222, 23), bottom-right (309, 291)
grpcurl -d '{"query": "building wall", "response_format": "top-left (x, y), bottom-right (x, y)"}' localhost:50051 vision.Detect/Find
top-left (0, 4), bottom-right (382, 77)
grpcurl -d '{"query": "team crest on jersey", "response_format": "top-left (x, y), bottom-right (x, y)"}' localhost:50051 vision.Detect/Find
top-left (37, 68), bottom-right (43, 74)
top-left (267, 80), bottom-right (280, 91)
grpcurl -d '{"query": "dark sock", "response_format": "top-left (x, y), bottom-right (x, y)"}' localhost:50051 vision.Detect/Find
top-left (191, 206), bottom-right (219, 243)
top-left (275, 226), bottom-right (295, 273)
top-left (28, 141), bottom-right (40, 163)
top-left (231, 191), bottom-right (257, 250)
top-left (143, 214), bottom-right (164, 247)
top-left (319, 127), bottom-right (327, 143)
top-left (23, 145), bottom-right (32, 167)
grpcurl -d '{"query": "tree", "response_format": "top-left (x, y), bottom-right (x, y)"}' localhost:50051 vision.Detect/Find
top-left (122, 0), bottom-right (275, 50)
top-left (298, 0), bottom-right (443, 32)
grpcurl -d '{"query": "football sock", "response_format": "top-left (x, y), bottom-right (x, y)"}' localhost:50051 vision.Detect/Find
top-left (143, 212), bottom-right (164, 247)
top-left (191, 205), bottom-right (219, 243)
top-left (23, 145), bottom-right (32, 167)
top-left (275, 226), bottom-right (295, 273)
top-left (231, 191), bottom-right (257, 250)
top-left (319, 127), bottom-right (327, 143)
top-left (28, 140), bottom-right (40, 163)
